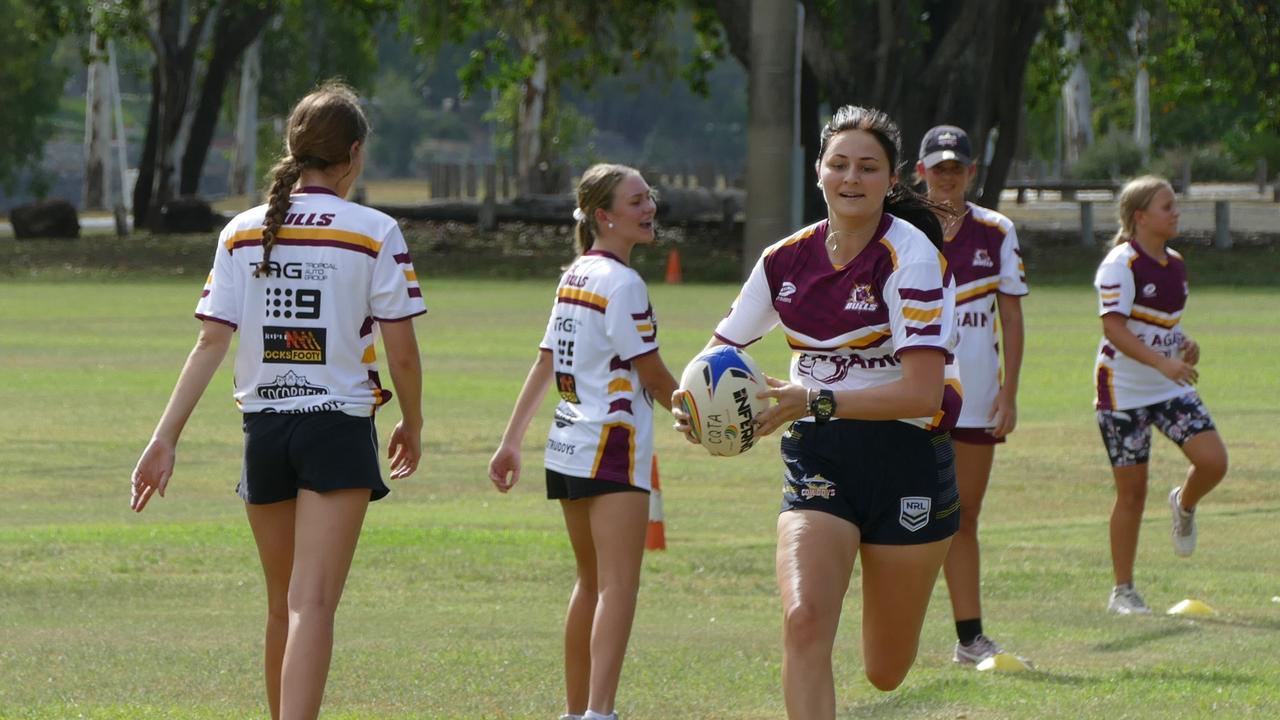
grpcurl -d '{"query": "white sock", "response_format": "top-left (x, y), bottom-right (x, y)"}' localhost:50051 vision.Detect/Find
top-left (558, 715), bottom-right (584, 720)
top-left (584, 711), bottom-right (617, 720)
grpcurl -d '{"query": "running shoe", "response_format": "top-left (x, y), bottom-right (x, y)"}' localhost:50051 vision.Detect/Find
top-left (1107, 584), bottom-right (1152, 615)
top-left (953, 633), bottom-right (1004, 665)
top-left (1169, 486), bottom-right (1197, 558)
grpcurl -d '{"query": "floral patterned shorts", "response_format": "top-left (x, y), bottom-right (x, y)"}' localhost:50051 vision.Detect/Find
top-left (1096, 393), bottom-right (1216, 468)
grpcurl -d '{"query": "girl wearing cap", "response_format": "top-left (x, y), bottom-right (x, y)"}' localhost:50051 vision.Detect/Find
top-left (675, 105), bottom-right (961, 718)
top-left (130, 81), bottom-right (426, 719)
top-left (1094, 175), bottom-right (1227, 614)
top-left (916, 124), bottom-right (1028, 665)
top-left (488, 163), bottom-right (680, 720)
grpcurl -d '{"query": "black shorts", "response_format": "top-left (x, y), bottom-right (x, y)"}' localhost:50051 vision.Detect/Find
top-left (546, 469), bottom-right (648, 501)
top-left (240, 411), bottom-right (389, 505)
top-left (779, 420), bottom-right (960, 545)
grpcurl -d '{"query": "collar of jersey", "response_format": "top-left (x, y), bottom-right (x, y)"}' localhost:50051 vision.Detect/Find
top-left (585, 249), bottom-right (627, 266)
top-left (292, 185), bottom-right (340, 196)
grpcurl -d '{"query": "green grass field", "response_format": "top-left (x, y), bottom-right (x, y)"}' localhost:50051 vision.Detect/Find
top-left (1, 277), bottom-right (1278, 719)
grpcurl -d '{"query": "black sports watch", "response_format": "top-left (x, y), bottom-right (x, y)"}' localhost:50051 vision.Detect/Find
top-left (809, 389), bottom-right (836, 424)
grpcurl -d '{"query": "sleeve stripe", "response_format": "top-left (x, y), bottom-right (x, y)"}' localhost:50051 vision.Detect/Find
top-left (898, 287), bottom-right (944, 302)
top-left (901, 306), bottom-right (942, 323)
top-left (905, 324), bottom-right (941, 337)
top-left (194, 313), bottom-right (238, 330)
top-left (1099, 283), bottom-right (1121, 289)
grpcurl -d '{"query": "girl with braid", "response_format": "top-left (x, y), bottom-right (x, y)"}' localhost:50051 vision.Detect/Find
top-left (130, 81), bottom-right (426, 720)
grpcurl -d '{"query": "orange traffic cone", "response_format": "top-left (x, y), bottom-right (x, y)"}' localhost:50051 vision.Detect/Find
top-left (665, 248), bottom-right (683, 284)
top-left (646, 454), bottom-right (666, 551)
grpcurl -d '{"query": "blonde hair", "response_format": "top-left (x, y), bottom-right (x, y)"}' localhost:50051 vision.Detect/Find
top-left (1112, 175), bottom-right (1174, 247)
top-left (573, 163), bottom-right (642, 255)
top-left (256, 80), bottom-right (370, 277)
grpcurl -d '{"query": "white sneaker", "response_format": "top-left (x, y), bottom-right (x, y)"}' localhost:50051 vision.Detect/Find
top-left (583, 713), bottom-right (617, 720)
top-left (1108, 584), bottom-right (1152, 615)
top-left (953, 633), bottom-right (1003, 665)
top-left (1169, 487), bottom-right (1197, 558)
top-left (559, 715), bottom-right (583, 720)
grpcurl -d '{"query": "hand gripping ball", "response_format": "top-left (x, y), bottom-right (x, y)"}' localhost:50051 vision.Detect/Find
top-left (677, 345), bottom-right (768, 457)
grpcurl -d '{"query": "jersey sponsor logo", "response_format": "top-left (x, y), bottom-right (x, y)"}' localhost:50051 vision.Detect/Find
top-left (957, 310), bottom-right (990, 328)
top-left (261, 400), bottom-right (346, 414)
top-left (797, 352), bottom-right (899, 383)
top-left (262, 326), bottom-right (327, 364)
top-left (546, 438), bottom-right (576, 456)
top-left (899, 496), bottom-right (931, 532)
top-left (1142, 282), bottom-right (1157, 297)
top-left (253, 262), bottom-right (336, 282)
top-left (556, 371), bottom-right (581, 403)
top-left (554, 405), bottom-right (580, 428)
top-left (255, 370), bottom-right (329, 399)
top-left (776, 281), bottom-right (797, 304)
top-left (844, 283), bottom-right (879, 312)
top-left (564, 272), bottom-right (590, 288)
top-left (554, 316), bottom-right (578, 333)
top-left (556, 339), bottom-right (575, 367)
top-left (282, 212), bottom-right (335, 227)
top-left (265, 287), bottom-right (322, 320)
top-left (972, 248), bottom-right (994, 268)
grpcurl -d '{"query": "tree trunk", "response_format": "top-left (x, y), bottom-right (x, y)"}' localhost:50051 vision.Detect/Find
top-left (230, 35), bottom-right (262, 197)
top-left (83, 31), bottom-right (112, 211)
top-left (743, 0), bottom-right (797, 279)
top-left (181, 4), bottom-right (274, 195)
top-left (516, 25), bottom-right (547, 196)
top-left (1061, 28), bottom-right (1093, 169)
top-left (1132, 9), bottom-right (1151, 163)
top-left (979, 0), bottom-right (1048, 209)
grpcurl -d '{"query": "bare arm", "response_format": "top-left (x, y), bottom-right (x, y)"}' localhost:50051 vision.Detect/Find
top-left (488, 349), bottom-right (555, 492)
top-left (1102, 313), bottom-right (1197, 385)
top-left (130, 320), bottom-right (234, 512)
top-left (633, 351), bottom-right (678, 412)
top-left (380, 318), bottom-right (423, 479)
top-left (992, 293), bottom-right (1025, 437)
top-left (754, 348), bottom-right (946, 436)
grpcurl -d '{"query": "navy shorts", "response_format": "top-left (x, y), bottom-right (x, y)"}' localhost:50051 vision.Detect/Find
top-left (240, 411), bottom-right (389, 504)
top-left (546, 469), bottom-right (648, 501)
top-left (950, 426), bottom-right (1006, 446)
top-left (779, 420), bottom-right (960, 545)
top-left (1096, 392), bottom-right (1216, 468)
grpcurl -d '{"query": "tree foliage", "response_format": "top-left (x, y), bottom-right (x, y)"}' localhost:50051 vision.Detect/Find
top-left (0, 0), bottom-right (71, 194)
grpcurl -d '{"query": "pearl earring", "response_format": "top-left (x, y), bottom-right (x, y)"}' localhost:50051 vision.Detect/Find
top-left (608, 222), bottom-right (614, 229)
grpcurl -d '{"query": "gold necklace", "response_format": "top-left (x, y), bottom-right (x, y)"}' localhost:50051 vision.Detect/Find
top-left (940, 202), bottom-right (965, 237)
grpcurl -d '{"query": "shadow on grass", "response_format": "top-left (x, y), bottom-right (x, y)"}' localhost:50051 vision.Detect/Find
top-left (1091, 622), bottom-right (1195, 652)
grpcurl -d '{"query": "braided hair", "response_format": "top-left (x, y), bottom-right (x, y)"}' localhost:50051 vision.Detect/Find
top-left (255, 80), bottom-right (369, 277)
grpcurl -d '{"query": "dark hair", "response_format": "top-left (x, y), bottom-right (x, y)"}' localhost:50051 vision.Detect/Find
top-left (255, 80), bottom-right (370, 277)
top-left (817, 105), bottom-right (950, 249)
top-left (573, 163), bottom-right (641, 255)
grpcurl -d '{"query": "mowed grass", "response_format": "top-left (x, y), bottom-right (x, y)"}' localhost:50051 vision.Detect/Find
top-left (0, 277), bottom-right (1278, 719)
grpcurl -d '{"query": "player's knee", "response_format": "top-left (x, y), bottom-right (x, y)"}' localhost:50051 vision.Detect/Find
top-left (1194, 451), bottom-right (1228, 482)
top-left (864, 661), bottom-right (909, 691)
top-left (781, 600), bottom-right (829, 650)
top-left (1115, 484), bottom-right (1147, 508)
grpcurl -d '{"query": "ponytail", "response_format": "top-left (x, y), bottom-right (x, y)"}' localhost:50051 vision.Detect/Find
top-left (1112, 175), bottom-right (1173, 247)
top-left (884, 183), bottom-right (950, 250)
top-left (255, 156), bottom-right (303, 277)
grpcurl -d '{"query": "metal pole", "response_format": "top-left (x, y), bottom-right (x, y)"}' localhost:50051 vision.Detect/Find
top-left (1079, 200), bottom-right (1094, 246)
top-left (1214, 200), bottom-right (1232, 249)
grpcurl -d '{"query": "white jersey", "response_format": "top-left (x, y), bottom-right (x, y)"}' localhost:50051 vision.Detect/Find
top-left (1093, 241), bottom-right (1189, 410)
top-left (714, 215), bottom-right (962, 431)
top-left (944, 203), bottom-right (1028, 428)
top-left (195, 188), bottom-right (426, 416)
top-left (539, 251), bottom-right (660, 489)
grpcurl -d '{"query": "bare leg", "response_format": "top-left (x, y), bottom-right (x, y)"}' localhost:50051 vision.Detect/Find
top-left (560, 499), bottom-right (598, 716)
top-left (246, 499), bottom-right (297, 720)
top-left (860, 538), bottom-right (952, 691)
top-left (776, 510), bottom-right (858, 720)
top-left (585, 491), bottom-right (648, 715)
top-left (279, 488), bottom-right (370, 720)
top-left (943, 441), bottom-right (995, 625)
top-left (1176, 431), bottom-right (1228, 510)
top-left (1110, 464), bottom-right (1148, 586)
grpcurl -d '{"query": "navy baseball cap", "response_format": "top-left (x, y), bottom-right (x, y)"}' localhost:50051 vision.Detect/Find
top-left (919, 125), bottom-right (973, 167)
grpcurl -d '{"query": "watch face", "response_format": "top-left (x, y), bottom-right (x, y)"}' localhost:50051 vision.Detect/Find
top-left (814, 396), bottom-right (835, 416)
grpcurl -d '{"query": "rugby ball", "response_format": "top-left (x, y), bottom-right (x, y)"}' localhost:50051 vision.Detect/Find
top-left (677, 345), bottom-right (769, 457)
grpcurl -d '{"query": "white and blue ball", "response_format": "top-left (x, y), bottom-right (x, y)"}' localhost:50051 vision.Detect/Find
top-left (677, 345), bottom-right (768, 457)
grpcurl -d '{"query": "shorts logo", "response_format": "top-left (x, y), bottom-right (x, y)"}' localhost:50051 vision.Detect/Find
top-left (899, 496), bottom-right (931, 532)
top-left (262, 326), bottom-right (326, 364)
top-left (776, 281), bottom-right (797, 303)
top-left (1142, 282), bottom-right (1157, 298)
top-left (845, 284), bottom-right (879, 312)
top-left (255, 370), bottom-right (328, 399)
top-left (556, 371), bottom-right (580, 403)
top-left (972, 249), bottom-right (993, 268)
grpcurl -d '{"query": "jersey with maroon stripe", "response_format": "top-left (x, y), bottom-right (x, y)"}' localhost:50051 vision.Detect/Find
top-left (195, 189), bottom-right (426, 416)
top-left (1093, 241), bottom-right (1189, 410)
top-left (538, 250), bottom-right (660, 489)
top-left (715, 215), bottom-right (962, 430)
top-left (944, 203), bottom-right (1028, 428)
